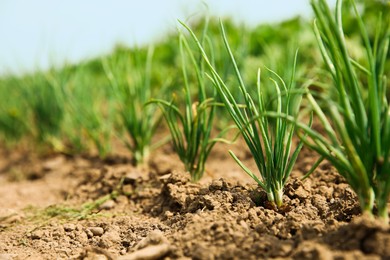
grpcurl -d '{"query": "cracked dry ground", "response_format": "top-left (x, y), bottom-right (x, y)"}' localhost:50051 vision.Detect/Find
top-left (0, 140), bottom-right (390, 260)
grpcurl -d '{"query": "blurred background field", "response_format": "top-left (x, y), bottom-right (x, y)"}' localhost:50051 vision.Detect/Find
top-left (0, 0), bottom-right (322, 75)
top-left (0, 0), bottom-right (388, 162)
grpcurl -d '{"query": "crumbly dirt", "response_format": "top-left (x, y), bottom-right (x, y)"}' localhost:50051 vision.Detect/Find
top-left (0, 139), bottom-right (389, 260)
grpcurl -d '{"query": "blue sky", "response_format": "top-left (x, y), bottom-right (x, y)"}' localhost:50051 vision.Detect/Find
top-left (0, 1), bottom-right (329, 75)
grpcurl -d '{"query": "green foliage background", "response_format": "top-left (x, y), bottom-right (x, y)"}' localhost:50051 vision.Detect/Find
top-left (0, 0), bottom-right (388, 161)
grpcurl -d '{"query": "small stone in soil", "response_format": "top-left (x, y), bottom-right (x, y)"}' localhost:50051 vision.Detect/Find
top-left (63, 224), bottom-right (76, 232)
top-left (30, 230), bottom-right (44, 240)
top-left (88, 227), bottom-right (104, 237)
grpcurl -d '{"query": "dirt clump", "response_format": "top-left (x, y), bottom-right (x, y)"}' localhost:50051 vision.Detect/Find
top-left (0, 144), bottom-right (389, 259)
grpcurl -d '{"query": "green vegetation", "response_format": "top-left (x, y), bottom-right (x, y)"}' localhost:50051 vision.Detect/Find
top-left (65, 64), bottom-right (114, 157)
top-left (181, 21), bottom-right (307, 208)
top-left (300, 0), bottom-right (389, 220)
top-left (0, 0), bottom-right (388, 219)
top-left (24, 192), bottom-right (118, 221)
top-left (26, 71), bottom-right (66, 146)
top-left (103, 46), bottom-right (164, 165)
top-left (0, 77), bottom-right (28, 143)
top-left (149, 28), bottom-right (228, 181)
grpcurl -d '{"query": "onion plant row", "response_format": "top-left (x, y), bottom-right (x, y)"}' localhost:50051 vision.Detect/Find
top-left (302, 0), bottom-right (389, 220)
top-left (149, 28), bottom-right (231, 181)
top-left (0, 0), bottom-right (388, 221)
top-left (65, 65), bottom-right (114, 157)
top-left (180, 20), bottom-right (307, 208)
top-left (103, 47), bottom-right (164, 165)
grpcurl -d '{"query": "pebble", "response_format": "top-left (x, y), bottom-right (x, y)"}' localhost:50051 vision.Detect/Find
top-left (30, 230), bottom-right (44, 240)
top-left (88, 227), bottom-right (104, 236)
top-left (63, 224), bottom-right (76, 232)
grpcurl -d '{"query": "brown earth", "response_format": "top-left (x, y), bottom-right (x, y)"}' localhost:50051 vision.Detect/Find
top-left (0, 138), bottom-right (390, 260)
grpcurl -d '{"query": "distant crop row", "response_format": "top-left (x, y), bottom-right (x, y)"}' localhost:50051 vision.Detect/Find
top-left (0, 0), bottom-right (389, 221)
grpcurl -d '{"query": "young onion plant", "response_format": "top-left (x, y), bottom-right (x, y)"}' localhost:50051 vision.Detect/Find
top-left (23, 70), bottom-right (67, 151)
top-left (66, 66), bottom-right (114, 158)
top-left (103, 47), bottom-right (164, 166)
top-left (149, 30), bottom-right (228, 182)
top-left (0, 78), bottom-right (28, 143)
top-left (181, 21), bottom-right (306, 208)
top-left (297, 0), bottom-right (390, 220)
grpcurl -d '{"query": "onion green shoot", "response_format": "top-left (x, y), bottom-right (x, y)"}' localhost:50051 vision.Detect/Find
top-left (103, 46), bottom-right (164, 165)
top-left (0, 80), bottom-right (28, 143)
top-left (24, 70), bottom-right (67, 151)
top-left (149, 29), bottom-right (228, 182)
top-left (181, 20), bottom-right (306, 208)
top-left (298, 0), bottom-right (390, 220)
top-left (66, 66), bottom-right (114, 158)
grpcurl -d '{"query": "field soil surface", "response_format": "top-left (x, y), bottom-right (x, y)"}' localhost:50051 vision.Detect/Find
top-left (1, 138), bottom-right (390, 260)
